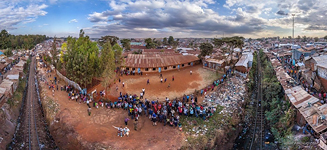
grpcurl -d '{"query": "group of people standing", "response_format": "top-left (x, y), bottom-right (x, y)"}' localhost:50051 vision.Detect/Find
top-left (57, 71), bottom-right (231, 138)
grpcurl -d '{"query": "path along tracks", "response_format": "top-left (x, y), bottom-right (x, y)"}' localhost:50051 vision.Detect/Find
top-left (249, 51), bottom-right (265, 150)
top-left (8, 56), bottom-right (57, 150)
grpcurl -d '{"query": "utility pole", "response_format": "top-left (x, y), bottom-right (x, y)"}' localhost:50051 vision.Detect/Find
top-left (292, 14), bottom-right (295, 61)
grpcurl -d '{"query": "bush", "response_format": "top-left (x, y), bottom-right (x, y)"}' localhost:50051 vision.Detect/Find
top-left (301, 136), bottom-right (310, 143)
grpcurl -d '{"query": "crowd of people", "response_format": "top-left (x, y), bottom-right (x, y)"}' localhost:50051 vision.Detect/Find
top-left (43, 66), bottom-right (232, 137)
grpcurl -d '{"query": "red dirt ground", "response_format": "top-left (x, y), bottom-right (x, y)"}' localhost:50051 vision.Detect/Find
top-left (39, 67), bottom-right (191, 149)
top-left (88, 65), bottom-right (219, 102)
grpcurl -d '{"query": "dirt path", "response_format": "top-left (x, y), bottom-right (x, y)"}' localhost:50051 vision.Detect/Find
top-left (88, 65), bottom-right (219, 102)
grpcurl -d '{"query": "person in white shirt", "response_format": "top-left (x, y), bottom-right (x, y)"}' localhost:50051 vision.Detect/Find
top-left (140, 92), bottom-right (143, 99)
top-left (142, 88), bottom-right (145, 95)
top-left (123, 127), bottom-right (130, 137)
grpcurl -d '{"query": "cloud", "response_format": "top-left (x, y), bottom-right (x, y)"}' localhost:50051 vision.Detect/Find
top-left (85, 0), bottom-right (266, 38)
top-left (0, 1), bottom-right (48, 30)
top-left (276, 10), bottom-right (288, 16)
top-left (69, 19), bottom-right (78, 23)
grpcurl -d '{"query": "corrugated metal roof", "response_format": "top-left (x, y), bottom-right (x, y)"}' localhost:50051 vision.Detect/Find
top-left (235, 54), bottom-right (248, 67)
top-left (124, 54), bottom-right (199, 68)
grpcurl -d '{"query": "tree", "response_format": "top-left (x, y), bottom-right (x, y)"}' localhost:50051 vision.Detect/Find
top-left (199, 43), bottom-right (213, 58)
top-left (297, 35), bottom-right (301, 42)
top-left (101, 41), bottom-right (116, 94)
top-left (324, 35), bottom-right (327, 41)
top-left (163, 37), bottom-right (168, 45)
top-left (50, 37), bottom-right (58, 66)
top-left (314, 37), bottom-right (319, 42)
top-left (302, 36), bottom-right (307, 42)
top-left (4, 49), bottom-right (13, 57)
top-left (0, 29), bottom-right (10, 49)
top-left (168, 36), bottom-right (174, 45)
top-left (112, 43), bottom-right (123, 65)
top-left (99, 35), bottom-right (119, 46)
top-left (145, 38), bottom-right (156, 49)
top-left (120, 39), bottom-right (131, 50)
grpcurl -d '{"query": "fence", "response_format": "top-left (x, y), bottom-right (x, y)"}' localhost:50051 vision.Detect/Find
top-left (55, 70), bottom-right (82, 91)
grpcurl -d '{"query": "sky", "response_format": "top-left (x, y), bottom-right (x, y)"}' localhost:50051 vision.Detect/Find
top-left (1, 0), bottom-right (327, 38)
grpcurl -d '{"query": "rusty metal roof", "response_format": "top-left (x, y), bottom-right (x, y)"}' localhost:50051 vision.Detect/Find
top-left (142, 49), bottom-right (175, 54)
top-left (124, 54), bottom-right (199, 68)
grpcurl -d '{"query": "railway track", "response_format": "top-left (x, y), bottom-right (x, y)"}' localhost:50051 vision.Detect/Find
top-left (249, 50), bottom-right (265, 150)
top-left (8, 56), bottom-right (57, 150)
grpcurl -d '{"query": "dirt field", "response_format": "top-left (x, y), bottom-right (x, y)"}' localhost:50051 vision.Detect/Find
top-left (38, 67), bottom-right (187, 149)
top-left (89, 65), bottom-right (220, 102)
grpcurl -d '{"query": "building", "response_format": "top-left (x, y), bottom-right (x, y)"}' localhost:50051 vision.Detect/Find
top-left (293, 47), bottom-right (316, 60)
top-left (317, 63), bottom-right (327, 91)
top-left (235, 54), bottom-right (250, 73)
top-left (123, 53), bottom-right (200, 73)
top-left (202, 58), bottom-right (225, 71)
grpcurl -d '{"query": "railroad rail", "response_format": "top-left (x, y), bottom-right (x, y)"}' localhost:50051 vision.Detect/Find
top-left (249, 50), bottom-right (265, 150)
top-left (8, 56), bottom-right (57, 150)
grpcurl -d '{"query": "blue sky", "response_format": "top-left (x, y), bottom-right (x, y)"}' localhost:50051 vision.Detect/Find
top-left (1, 0), bottom-right (327, 38)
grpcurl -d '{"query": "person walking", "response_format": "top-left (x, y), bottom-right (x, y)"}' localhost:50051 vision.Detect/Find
top-left (134, 119), bottom-right (138, 131)
top-left (167, 83), bottom-right (170, 88)
top-left (142, 88), bottom-right (145, 95)
top-left (87, 107), bottom-right (91, 116)
top-left (87, 100), bottom-right (90, 108)
top-left (172, 75), bottom-right (174, 81)
top-left (164, 78), bottom-right (167, 82)
top-left (147, 79), bottom-right (150, 85)
top-left (124, 117), bottom-right (130, 125)
top-left (160, 78), bottom-right (163, 83)
top-left (122, 82), bottom-right (125, 87)
top-left (190, 70), bottom-right (192, 75)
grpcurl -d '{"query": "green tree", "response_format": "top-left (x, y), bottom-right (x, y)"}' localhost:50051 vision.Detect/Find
top-left (101, 41), bottom-right (116, 93)
top-left (99, 35), bottom-right (119, 46)
top-left (324, 35), bottom-right (327, 41)
top-left (0, 29), bottom-right (10, 49)
top-left (4, 49), bottom-right (13, 57)
top-left (314, 37), bottom-right (319, 42)
top-left (168, 36), bottom-right (174, 45)
top-left (120, 39), bottom-right (131, 50)
top-left (113, 43), bottom-right (123, 65)
top-left (163, 37), bottom-right (168, 45)
top-left (50, 37), bottom-right (58, 66)
top-left (199, 43), bottom-right (213, 58)
top-left (145, 38), bottom-right (156, 49)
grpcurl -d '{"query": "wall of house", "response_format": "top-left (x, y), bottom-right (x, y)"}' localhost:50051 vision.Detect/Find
top-left (235, 66), bottom-right (247, 73)
top-left (319, 76), bottom-right (327, 91)
top-left (123, 61), bottom-right (199, 73)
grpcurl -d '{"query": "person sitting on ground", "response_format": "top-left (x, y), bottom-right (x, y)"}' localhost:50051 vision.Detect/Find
top-left (124, 127), bottom-right (130, 137)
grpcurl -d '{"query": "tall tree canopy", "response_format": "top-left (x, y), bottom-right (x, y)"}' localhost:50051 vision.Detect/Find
top-left (57, 30), bottom-right (120, 89)
top-left (145, 38), bottom-right (156, 49)
top-left (163, 37), bottom-right (168, 45)
top-left (62, 30), bottom-right (101, 88)
top-left (168, 36), bottom-right (174, 45)
top-left (120, 39), bottom-right (131, 50)
top-left (99, 35), bottom-right (119, 46)
top-left (101, 41), bottom-right (116, 93)
top-left (0, 29), bottom-right (46, 50)
top-left (50, 37), bottom-right (58, 65)
top-left (199, 43), bottom-right (213, 57)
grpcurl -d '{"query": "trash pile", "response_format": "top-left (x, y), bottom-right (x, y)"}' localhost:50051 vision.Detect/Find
top-left (185, 75), bottom-right (248, 137)
top-left (203, 75), bottom-right (246, 114)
